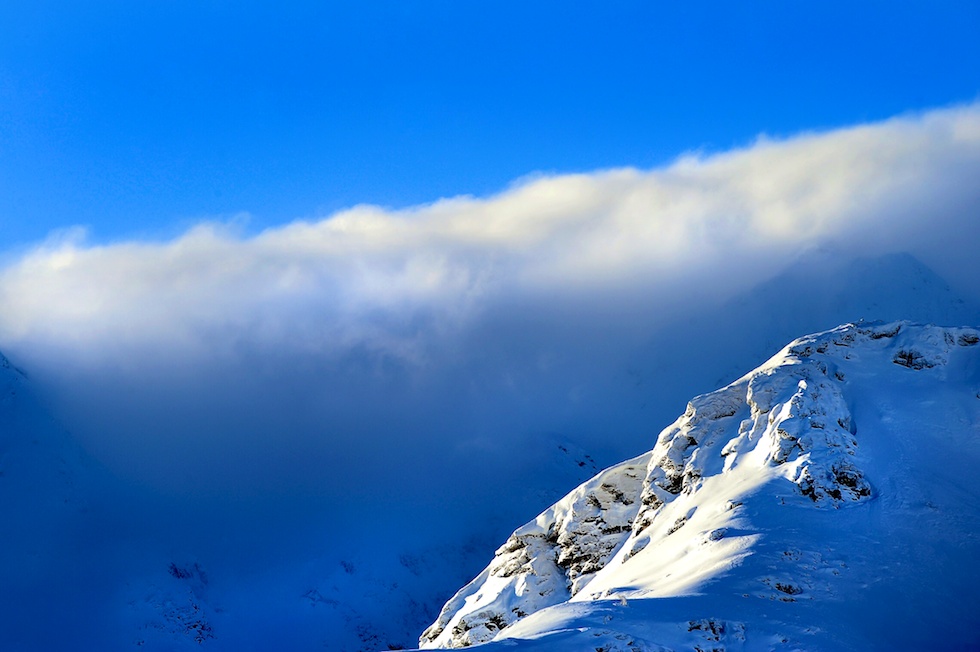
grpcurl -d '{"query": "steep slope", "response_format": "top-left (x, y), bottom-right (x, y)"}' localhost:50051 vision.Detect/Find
top-left (418, 322), bottom-right (980, 651)
top-left (0, 352), bottom-right (113, 648)
top-left (0, 350), bottom-right (97, 566)
top-left (421, 454), bottom-right (650, 647)
top-left (0, 352), bottom-right (219, 650)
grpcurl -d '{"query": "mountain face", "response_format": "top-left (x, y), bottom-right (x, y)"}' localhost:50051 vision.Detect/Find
top-left (0, 352), bottom-right (96, 562)
top-left (0, 352), bottom-right (113, 647)
top-left (418, 322), bottom-right (980, 651)
top-left (625, 252), bottom-right (980, 427)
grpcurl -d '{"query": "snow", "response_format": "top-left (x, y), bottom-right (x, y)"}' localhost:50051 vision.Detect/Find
top-left (417, 322), bottom-right (980, 650)
top-left (420, 454), bottom-right (650, 648)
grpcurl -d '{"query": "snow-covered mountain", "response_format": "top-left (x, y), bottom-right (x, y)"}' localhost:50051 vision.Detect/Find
top-left (418, 322), bottom-right (980, 651)
top-left (622, 251), bottom-right (979, 434)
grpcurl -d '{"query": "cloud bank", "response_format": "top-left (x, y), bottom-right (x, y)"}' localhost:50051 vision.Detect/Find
top-left (2, 102), bottom-right (980, 650)
top-left (1, 102), bottom-right (979, 503)
top-left (3, 103), bottom-right (979, 361)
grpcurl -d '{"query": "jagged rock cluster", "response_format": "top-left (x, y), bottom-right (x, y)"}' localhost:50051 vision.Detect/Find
top-left (419, 455), bottom-right (650, 647)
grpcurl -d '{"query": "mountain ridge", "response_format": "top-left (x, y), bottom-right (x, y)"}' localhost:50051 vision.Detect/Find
top-left (417, 321), bottom-right (980, 651)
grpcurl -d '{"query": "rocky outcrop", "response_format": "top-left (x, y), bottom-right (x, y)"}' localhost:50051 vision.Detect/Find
top-left (420, 321), bottom-right (980, 648)
top-left (419, 454), bottom-right (650, 648)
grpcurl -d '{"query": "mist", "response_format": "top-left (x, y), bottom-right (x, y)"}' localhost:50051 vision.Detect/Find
top-left (2, 102), bottom-right (980, 649)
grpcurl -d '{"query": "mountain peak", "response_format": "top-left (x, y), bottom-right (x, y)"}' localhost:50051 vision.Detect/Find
top-left (418, 321), bottom-right (980, 650)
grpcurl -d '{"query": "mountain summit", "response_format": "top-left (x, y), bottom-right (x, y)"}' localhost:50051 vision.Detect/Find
top-left (418, 322), bottom-right (980, 651)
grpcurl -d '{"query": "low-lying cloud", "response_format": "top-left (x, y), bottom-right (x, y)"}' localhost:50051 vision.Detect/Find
top-left (4, 103), bottom-right (979, 363)
top-left (2, 102), bottom-right (980, 650)
top-left (0, 104), bottom-right (977, 511)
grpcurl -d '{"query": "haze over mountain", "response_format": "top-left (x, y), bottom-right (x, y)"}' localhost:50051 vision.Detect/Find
top-left (2, 0), bottom-right (978, 645)
top-left (0, 104), bottom-right (979, 650)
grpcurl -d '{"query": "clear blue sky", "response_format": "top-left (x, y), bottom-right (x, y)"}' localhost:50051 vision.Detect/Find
top-left (1, 0), bottom-right (978, 247)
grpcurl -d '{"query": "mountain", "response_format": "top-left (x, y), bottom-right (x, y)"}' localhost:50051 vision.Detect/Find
top-left (0, 352), bottom-right (110, 647)
top-left (0, 351), bottom-right (226, 651)
top-left (417, 322), bottom-right (980, 651)
top-left (621, 251), bottom-right (979, 432)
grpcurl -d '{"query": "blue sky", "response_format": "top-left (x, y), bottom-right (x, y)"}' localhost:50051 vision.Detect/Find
top-left (1, 1), bottom-right (978, 247)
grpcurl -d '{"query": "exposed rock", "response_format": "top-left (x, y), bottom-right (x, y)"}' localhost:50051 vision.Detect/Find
top-left (420, 322), bottom-right (980, 649)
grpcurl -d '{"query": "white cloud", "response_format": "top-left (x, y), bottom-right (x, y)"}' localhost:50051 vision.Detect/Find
top-left (1, 102), bottom-right (979, 499)
top-left (3, 103), bottom-right (979, 365)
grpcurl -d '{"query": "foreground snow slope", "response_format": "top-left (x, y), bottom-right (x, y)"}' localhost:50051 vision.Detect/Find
top-left (419, 322), bottom-right (980, 651)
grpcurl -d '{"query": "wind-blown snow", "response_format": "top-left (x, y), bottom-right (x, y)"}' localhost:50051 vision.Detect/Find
top-left (419, 322), bottom-right (980, 651)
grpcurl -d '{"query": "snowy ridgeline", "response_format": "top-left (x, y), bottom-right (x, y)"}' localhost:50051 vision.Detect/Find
top-left (418, 322), bottom-right (980, 651)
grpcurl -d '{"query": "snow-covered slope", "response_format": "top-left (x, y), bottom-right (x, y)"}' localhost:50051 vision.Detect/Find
top-left (418, 322), bottom-right (980, 651)
top-left (420, 454), bottom-right (650, 648)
